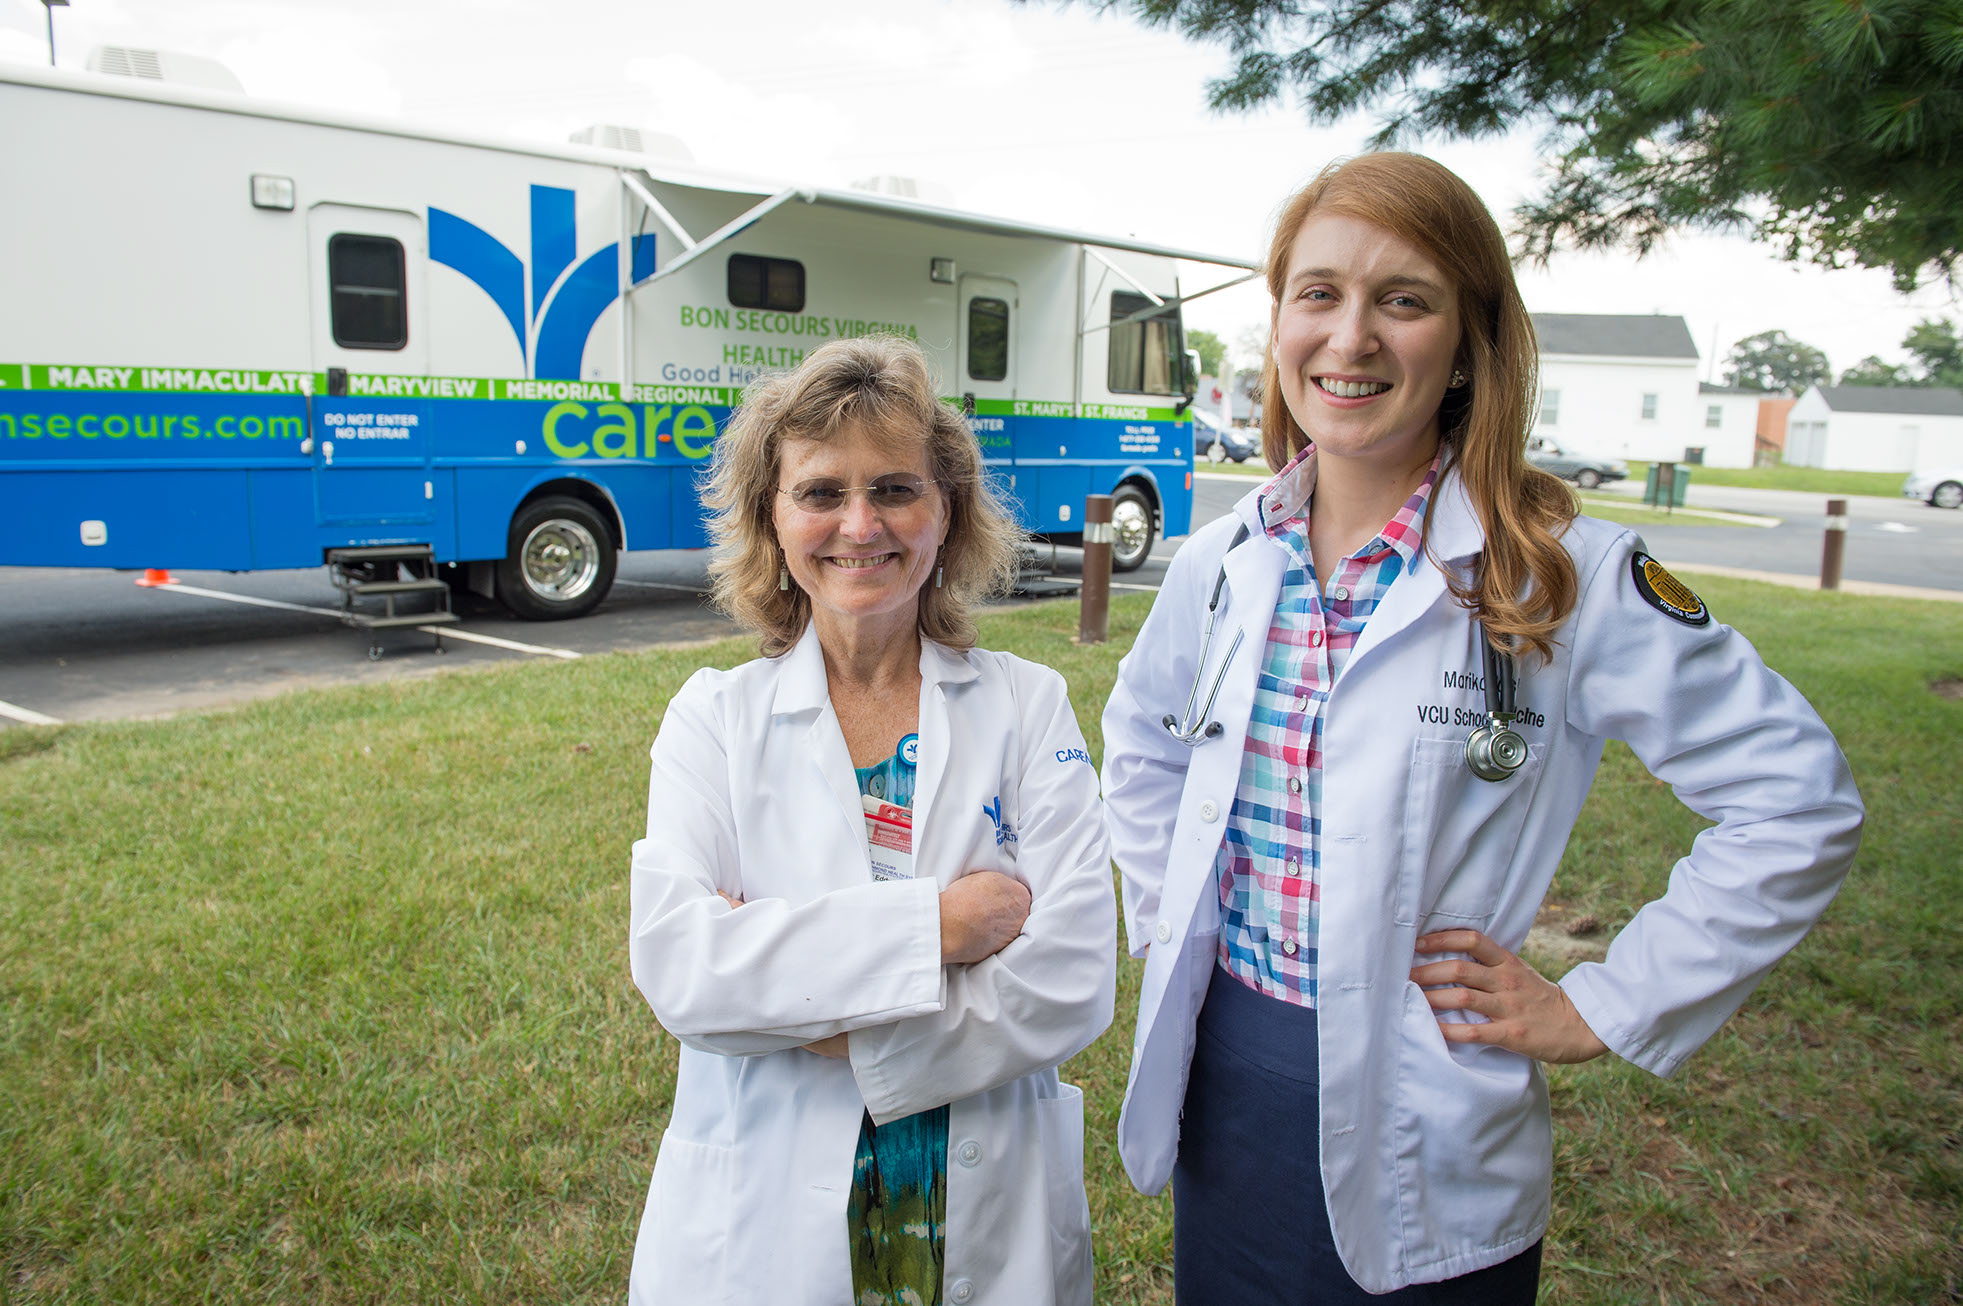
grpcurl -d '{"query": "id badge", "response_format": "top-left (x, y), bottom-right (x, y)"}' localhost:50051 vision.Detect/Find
top-left (862, 794), bottom-right (914, 881)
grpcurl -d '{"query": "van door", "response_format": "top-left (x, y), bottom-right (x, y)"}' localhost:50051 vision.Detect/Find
top-left (955, 275), bottom-right (1021, 521)
top-left (307, 203), bottom-right (439, 537)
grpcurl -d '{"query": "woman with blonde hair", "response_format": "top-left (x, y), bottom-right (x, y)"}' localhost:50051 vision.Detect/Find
top-left (628, 334), bottom-right (1114, 1306)
top-left (1101, 153), bottom-right (1862, 1301)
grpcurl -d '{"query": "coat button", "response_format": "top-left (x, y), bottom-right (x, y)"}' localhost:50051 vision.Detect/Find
top-left (957, 1139), bottom-right (982, 1167)
top-left (1155, 920), bottom-right (1172, 944)
top-left (1198, 799), bottom-right (1219, 822)
top-left (950, 1279), bottom-right (975, 1303)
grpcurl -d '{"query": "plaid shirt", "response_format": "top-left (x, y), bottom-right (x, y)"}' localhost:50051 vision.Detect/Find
top-left (1216, 445), bottom-right (1437, 1006)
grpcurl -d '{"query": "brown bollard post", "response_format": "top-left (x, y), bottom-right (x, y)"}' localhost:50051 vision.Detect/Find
top-left (1080, 494), bottom-right (1114, 644)
top-left (1820, 498), bottom-right (1848, 591)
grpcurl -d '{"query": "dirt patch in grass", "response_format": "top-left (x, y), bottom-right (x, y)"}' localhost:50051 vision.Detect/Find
top-left (1931, 677), bottom-right (1963, 701)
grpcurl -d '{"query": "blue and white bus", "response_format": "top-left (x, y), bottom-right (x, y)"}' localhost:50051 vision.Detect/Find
top-left (0, 61), bottom-right (1256, 618)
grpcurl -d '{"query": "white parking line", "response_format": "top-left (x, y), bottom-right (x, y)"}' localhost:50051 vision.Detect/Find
top-left (153, 582), bottom-right (342, 617)
top-left (420, 626), bottom-right (581, 659)
top-left (149, 579), bottom-right (581, 658)
top-left (613, 579), bottom-right (709, 595)
top-left (0, 699), bottom-right (62, 726)
top-left (1109, 582), bottom-right (1163, 592)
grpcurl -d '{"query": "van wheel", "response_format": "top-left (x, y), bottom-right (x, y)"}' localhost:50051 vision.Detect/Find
top-left (495, 496), bottom-right (616, 620)
top-left (1109, 486), bottom-right (1155, 573)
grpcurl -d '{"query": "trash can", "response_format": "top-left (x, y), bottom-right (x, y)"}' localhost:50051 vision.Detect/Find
top-left (1644, 462), bottom-right (1691, 508)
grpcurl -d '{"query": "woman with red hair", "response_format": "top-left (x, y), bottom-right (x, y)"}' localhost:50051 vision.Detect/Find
top-left (1101, 153), bottom-right (1862, 1301)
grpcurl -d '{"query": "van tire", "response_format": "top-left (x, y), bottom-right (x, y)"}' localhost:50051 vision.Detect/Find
top-left (495, 496), bottom-right (617, 620)
top-left (1110, 485), bottom-right (1155, 573)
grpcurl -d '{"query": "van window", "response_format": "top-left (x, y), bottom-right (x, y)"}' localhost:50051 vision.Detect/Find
top-left (328, 234), bottom-right (407, 350)
top-left (728, 254), bottom-right (805, 313)
top-left (967, 297), bottom-right (1009, 381)
top-left (1108, 291), bottom-right (1182, 395)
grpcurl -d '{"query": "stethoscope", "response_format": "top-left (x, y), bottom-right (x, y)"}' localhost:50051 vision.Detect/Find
top-left (1160, 525), bottom-right (1527, 782)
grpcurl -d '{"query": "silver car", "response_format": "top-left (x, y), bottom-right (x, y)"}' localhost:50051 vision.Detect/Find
top-left (1903, 467), bottom-right (1963, 509)
top-left (1526, 437), bottom-right (1628, 489)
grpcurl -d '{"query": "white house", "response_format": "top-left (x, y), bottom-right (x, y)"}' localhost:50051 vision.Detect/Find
top-left (1532, 314), bottom-right (1721, 464)
top-left (1693, 382), bottom-right (1765, 469)
top-left (1785, 385), bottom-right (1963, 473)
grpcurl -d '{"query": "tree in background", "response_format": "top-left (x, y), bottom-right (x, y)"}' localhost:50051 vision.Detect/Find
top-left (1902, 319), bottom-right (1963, 388)
top-left (1835, 318), bottom-right (1963, 387)
top-left (1092, 0), bottom-right (1963, 290)
top-left (1721, 331), bottom-right (1830, 394)
top-left (1187, 328), bottom-right (1227, 378)
top-left (1838, 356), bottom-right (1904, 387)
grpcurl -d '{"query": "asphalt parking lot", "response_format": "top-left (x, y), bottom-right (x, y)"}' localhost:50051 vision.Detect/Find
top-left (4, 473), bottom-right (1958, 728)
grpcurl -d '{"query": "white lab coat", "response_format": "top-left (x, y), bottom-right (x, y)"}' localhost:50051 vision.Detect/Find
top-left (1102, 468), bottom-right (1862, 1293)
top-left (628, 625), bottom-right (1116, 1306)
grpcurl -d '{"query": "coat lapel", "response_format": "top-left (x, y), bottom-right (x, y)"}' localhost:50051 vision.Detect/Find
top-left (910, 640), bottom-right (979, 868)
top-left (774, 625), bottom-right (869, 864)
top-left (1347, 466), bottom-right (1483, 670)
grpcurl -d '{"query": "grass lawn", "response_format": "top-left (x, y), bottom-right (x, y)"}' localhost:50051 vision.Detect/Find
top-left (3, 585), bottom-right (1959, 1303)
top-left (1630, 461), bottom-right (1910, 499)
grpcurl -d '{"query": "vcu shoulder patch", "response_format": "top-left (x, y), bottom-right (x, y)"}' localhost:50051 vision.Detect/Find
top-left (1630, 551), bottom-right (1710, 627)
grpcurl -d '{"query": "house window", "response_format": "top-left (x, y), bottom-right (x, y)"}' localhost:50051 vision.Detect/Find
top-left (1539, 388), bottom-right (1560, 426)
top-left (1108, 291), bottom-right (1183, 395)
top-left (1705, 404), bottom-right (1722, 428)
top-left (967, 297), bottom-right (1008, 382)
top-left (727, 254), bottom-right (805, 313)
top-left (327, 234), bottom-right (407, 350)
top-left (1641, 392), bottom-right (1658, 421)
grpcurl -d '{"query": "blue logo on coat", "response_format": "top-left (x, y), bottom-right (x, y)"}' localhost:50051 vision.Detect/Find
top-left (982, 796), bottom-right (1017, 847)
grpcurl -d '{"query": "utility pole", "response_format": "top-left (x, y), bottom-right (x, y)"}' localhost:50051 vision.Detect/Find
top-left (43, 0), bottom-right (69, 68)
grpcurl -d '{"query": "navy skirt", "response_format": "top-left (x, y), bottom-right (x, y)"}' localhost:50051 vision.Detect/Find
top-left (1172, 966), bottom-right (1542, 1304)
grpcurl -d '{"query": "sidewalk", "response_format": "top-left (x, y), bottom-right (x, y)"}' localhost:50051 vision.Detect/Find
top-left (1662, 560), bottom-right (1963, 604)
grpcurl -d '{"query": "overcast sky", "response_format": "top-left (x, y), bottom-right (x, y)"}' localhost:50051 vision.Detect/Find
top-left (6, 0), bottom-right (1956, 378)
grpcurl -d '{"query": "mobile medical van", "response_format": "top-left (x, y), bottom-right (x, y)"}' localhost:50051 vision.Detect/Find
top-left (0, 58), bottom-right (1257, 620)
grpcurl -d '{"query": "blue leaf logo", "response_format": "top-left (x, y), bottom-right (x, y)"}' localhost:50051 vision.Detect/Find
top-left (428, 185), bottom-right (657, 381)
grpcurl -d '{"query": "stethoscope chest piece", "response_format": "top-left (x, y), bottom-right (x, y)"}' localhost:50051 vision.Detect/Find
top-left (1465, 631), bottom-right (1526, 782)
top-left (1465, 716), bottom-right (1527, 781)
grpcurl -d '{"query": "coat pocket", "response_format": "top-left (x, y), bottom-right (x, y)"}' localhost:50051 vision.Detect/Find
top-left (1395, 735), bottom-right (1545, 930)
top-left (629, 1132), bottom-right (733, 1306)
top-left (1038, 1083), bottom-right (1093, 1306)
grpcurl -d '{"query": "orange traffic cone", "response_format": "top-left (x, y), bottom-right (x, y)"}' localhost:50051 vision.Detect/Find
top-left (136, 568), bottom-right (179, 587)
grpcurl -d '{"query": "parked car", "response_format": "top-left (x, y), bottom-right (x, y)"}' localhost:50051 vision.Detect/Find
top-left (1192, 409), bottom-right (1260, 463)
top-left (1527, 437), bottom-right (1628, 489)
top-left (1903, 467), bottom-right (1963, 509)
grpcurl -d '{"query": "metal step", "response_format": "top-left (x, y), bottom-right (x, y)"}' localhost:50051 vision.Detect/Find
top-left (327, 544), bottom-right (435, 563)
top-left (351, 611), bottom-right (460, 630)
top-left (346, 578), bottom-right (449, 596)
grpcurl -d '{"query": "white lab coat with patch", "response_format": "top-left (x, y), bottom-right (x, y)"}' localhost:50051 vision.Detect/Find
top-left (628, 625), bottom-right (1115, 1306)
top-left (1102, 469), bottom-right (1862, 1293)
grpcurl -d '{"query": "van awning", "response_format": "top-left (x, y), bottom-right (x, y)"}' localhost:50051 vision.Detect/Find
top-left (620, 172), bottom-right (1260, 286)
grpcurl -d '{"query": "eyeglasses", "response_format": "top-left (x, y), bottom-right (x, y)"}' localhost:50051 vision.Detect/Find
top-left (778, 474), bottom-right (938, 514)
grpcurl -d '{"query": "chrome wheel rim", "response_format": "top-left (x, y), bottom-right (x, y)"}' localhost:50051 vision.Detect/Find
top-left (520, 518), bottom-right (602, 600)
top-left (1935, 482), bottom-right (1963, 509)
top-left (1111, 497), bottom-right (1151, 565)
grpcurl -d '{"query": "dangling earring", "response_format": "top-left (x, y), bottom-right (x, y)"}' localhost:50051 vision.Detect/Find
top-left (1449, 368), bottom-right (1469, 388)
top-left (935, 549), bottom-right (945, 589)
top-left (779, 559), bottom-right (790, 591)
